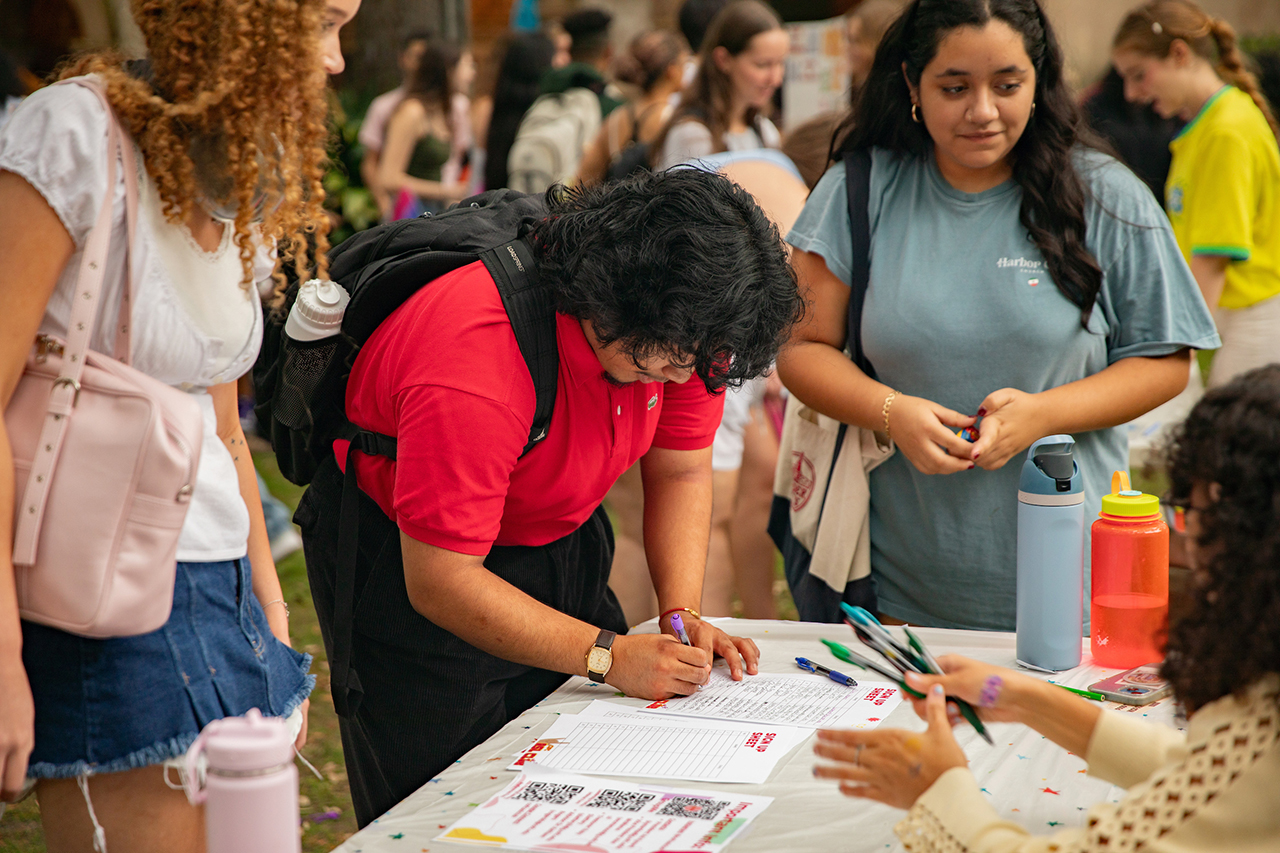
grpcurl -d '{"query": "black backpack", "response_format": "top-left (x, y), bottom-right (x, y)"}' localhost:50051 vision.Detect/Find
top-left (252, 190), bottom-right (559, 719)
top-left (253, 189), bottom-right (559, 488)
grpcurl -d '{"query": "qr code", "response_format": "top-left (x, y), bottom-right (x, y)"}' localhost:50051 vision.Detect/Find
top-left (584, 790), bottom-right (656, 812)
top-left (657, 797), bottom-right (730, 820)
top-left (515, 781), bottom-right (584, 805)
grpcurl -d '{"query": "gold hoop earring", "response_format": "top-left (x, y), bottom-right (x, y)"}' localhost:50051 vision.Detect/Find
top-left (1031, 101), bottom-right (1036, 117)
top-left (911, 103), bottom-right (921, 123)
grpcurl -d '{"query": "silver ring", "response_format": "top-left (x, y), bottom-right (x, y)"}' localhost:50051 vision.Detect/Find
top-left (854, 744), bottom-right (864, 767)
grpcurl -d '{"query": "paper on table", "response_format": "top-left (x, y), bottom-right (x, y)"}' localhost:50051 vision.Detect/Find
top-left (639, 671), bottom-right (904, 729)
top-left (508, 701), bottom-right (806, 784)
top-left (438, 764), bottom-right (773, 851)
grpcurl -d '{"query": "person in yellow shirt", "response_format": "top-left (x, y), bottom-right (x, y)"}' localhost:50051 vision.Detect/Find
top-left (1111, 0), bottom-right (1280, 387)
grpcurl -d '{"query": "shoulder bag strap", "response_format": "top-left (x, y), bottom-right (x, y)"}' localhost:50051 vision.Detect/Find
top-left (806, 149), bottom-right (876, 544)
top-left (12, 78), bottom-right (139, 566)
top-left (481, 238), bottom-right (559, 456)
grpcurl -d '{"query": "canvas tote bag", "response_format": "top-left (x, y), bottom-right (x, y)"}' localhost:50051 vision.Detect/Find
top-left (5, 77), bottom-right (203, 638)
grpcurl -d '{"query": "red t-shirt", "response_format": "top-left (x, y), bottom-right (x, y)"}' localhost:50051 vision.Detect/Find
top-left (336, 261), bottom-right (724, 555)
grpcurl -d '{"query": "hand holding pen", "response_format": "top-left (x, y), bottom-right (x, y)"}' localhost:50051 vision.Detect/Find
top-left (831, 605), bottom-right (994, 745)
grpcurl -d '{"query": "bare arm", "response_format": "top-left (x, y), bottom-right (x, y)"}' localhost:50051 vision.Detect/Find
top-left (360, 149), bottom-right (393, 222)
top-left (378, 102), bottom-right (465, 203)
top-left (968, 351), bottom-right (1190, 470)
top-left (209, 382), bottom-right (289, 646)
top-left (0, 170), bottom-right (75, 798)
top-left (639, 445), bottom-right (760, 679)
top-left (776, 248), bottom-right (976, 475)
top-left (1189, 254), bottom-right (1229, 310)
top-left (576, 112), bottom-right (622, 188)
top-left (401, 534), bottom-right (710, 699)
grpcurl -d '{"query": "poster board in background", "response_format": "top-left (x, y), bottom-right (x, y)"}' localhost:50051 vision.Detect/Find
top-left (783, 16), bottom-right (850, 130)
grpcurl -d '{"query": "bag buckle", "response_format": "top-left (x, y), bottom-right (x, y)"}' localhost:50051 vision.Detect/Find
top-left (53, 376), bottom-right (81, 406)
top-left (34, 334), bottom-right (64, 364)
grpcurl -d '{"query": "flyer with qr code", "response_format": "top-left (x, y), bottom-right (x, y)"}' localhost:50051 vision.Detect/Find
top-left (437, 764), bottom-right (772, 851)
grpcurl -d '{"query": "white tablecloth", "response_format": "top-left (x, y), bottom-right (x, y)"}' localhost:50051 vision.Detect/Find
top-left (333, 619), bottom-right (1178, 853)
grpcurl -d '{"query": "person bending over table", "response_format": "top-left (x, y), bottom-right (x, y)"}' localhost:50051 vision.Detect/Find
top-left (778, 0), bottom-right (1220, 628)
top-left (297, 169), bottom-right (802, 827)
top-left (813, 364), bottom-right (1280, 852)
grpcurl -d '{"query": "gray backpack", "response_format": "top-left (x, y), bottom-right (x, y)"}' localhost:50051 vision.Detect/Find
top-left (507, 88), bottom-right (601, 192)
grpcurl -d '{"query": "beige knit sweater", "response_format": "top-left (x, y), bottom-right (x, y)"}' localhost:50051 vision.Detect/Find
top-left (896, 675), bottom-right (1280, 852)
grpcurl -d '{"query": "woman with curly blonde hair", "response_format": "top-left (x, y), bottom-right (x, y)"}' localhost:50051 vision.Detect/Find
top-left (0, 0), bottom-right (359, 848)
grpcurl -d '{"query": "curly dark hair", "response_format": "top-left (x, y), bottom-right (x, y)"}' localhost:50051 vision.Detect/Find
top-left (528, 168), bottom-right (803, 392)
top-left (1163, 364), bottom-right (1280, 712)
top-left (834, 0), bottom-right (1106, 328)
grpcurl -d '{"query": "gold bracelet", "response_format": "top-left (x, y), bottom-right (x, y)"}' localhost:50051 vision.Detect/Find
top-left (263, 598), bottom-right (290, 618)
top-left (882, 390), bottom-right (899, 439)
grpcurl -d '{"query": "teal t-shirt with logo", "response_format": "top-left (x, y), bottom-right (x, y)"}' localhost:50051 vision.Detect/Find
top-left (787, 147), bottom-right (1219, 630)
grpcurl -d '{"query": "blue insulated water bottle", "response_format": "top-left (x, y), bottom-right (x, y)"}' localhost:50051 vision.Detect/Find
top-left (1016, 435), bottom-right (1085, 672)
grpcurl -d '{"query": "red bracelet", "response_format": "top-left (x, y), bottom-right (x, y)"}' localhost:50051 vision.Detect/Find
top-left (660, 607), bottom-right (701, 621)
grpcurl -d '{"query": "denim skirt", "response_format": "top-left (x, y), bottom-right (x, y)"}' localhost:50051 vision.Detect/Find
top-left (21, 557), bottom-right (315, 779)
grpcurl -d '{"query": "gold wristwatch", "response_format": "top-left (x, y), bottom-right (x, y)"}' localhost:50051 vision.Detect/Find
top-left (585, 629), bottom-right (617, 681)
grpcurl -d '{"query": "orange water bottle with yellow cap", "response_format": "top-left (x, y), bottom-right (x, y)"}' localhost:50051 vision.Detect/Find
top-left (1090, 472), bottom-right (1169, 668)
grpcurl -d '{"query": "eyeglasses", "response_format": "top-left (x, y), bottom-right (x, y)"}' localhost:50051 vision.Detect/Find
top-left (1159, 498), bottom-right (1207, 534)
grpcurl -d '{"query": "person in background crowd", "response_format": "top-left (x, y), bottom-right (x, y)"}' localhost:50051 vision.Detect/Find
top-left (378, 39), bottom-right (471, 218)
top-left (360, 31), bottom-right (432, 221)
top-left (547, 20), bottom-right (573, 70)
top-left (846, 0), bottom-right (903, 93)
top-left (576, 30), bottom-right (687, 186)
top-left (540, 8), bottom-right (624, 118)
top-left (1082, 66), bottom-right (1183, 201)
top-left (483, 31), bottom-right (556, 191)
top-left (0, 51), bottom-right (26, 135)
top-left (1112, 0), bottom-right (1280, 388)
top-left (678, 0), bottom-right (731, 79)
top-left (652, 0), bottom-right (789, 170)
top-left (781, 109), bottom-right (843, 187)
top-left (815, 364), bottom-right (1280, 853)
top-left (0, 0), bottom-right (360, 845)
top-left (778, 0), bottom-right (1219, 629)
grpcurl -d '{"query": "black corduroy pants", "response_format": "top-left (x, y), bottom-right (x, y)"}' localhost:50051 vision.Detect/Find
top-left (296, 457), bottom-right (627, 827)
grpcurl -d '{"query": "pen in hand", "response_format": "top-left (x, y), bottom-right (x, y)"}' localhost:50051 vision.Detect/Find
top-left (670, 612), bottom-right (692, 646)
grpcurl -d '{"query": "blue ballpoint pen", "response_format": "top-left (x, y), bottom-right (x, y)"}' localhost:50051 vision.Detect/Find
top-left (795, 656), bottom-right (858, 687)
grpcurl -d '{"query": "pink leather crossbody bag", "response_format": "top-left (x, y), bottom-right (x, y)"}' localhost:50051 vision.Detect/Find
top-left (5, 77), bottom-right (204, 638)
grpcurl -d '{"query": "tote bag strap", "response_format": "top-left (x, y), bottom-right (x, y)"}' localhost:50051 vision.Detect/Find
top-left (11, 77), bottom-right (140, 566)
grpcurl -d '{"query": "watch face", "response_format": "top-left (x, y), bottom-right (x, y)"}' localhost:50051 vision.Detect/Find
top-left (586, 645), bottom-right (613, 676)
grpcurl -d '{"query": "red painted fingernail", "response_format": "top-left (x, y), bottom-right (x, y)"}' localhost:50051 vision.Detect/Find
top-left (973, 451), bottom-right (981, 459)
top-left (968, 463), bottom-right (975, 469)
top-left (977, 408), bottom-right (987, 417)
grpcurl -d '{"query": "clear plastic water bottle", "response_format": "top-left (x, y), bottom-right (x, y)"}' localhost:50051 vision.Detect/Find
top-left (184, 709), bottom-right (301, 853)
top-left (1016, 435), bottom-right (1085, 672)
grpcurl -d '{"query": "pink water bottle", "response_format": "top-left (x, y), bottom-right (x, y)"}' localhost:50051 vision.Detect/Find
top-left (185, 709), bottom-right (300, 853)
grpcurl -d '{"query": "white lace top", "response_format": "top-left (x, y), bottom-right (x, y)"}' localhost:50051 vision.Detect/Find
top-left (896, 675), bottom-right (1280, 853)
top-left (0, 79), bottom-right (272, 560)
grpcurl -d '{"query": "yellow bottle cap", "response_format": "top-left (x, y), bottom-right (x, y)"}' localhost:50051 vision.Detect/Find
top-left (1100, 471), bottom-right (1160, 517)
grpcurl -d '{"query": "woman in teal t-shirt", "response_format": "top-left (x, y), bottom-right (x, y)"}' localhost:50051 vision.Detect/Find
top-left (778, 0), bottom-right (1219, 629)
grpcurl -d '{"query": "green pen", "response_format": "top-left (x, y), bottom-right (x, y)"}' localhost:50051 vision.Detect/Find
top-left (1054, 684), bottom-right (1106, 702)
top-left (822, 639), bottom-right (995, 747)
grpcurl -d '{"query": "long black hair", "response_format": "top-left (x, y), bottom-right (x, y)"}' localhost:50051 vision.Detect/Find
top-left (484, 31), bottom-right (555, 190)
top-left (529, 168), bottom-right (804, 392)
top-left (836, 0), bottom-right (1105, 327)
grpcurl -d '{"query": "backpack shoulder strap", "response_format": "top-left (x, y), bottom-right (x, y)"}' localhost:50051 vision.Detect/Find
top-left (480, 238), bottom-right (558, 456)
top-left (842, 148), bottom-right (875, 380)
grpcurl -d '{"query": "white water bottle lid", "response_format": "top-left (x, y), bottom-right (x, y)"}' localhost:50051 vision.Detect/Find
top-left (284, 278), bottom-right (349, 341)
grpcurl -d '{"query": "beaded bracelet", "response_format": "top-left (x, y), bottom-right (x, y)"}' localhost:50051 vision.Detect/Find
top-left (882, 390), bottom-right (900, 440)
top-left (263, 598), bottom-right (290, 618)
